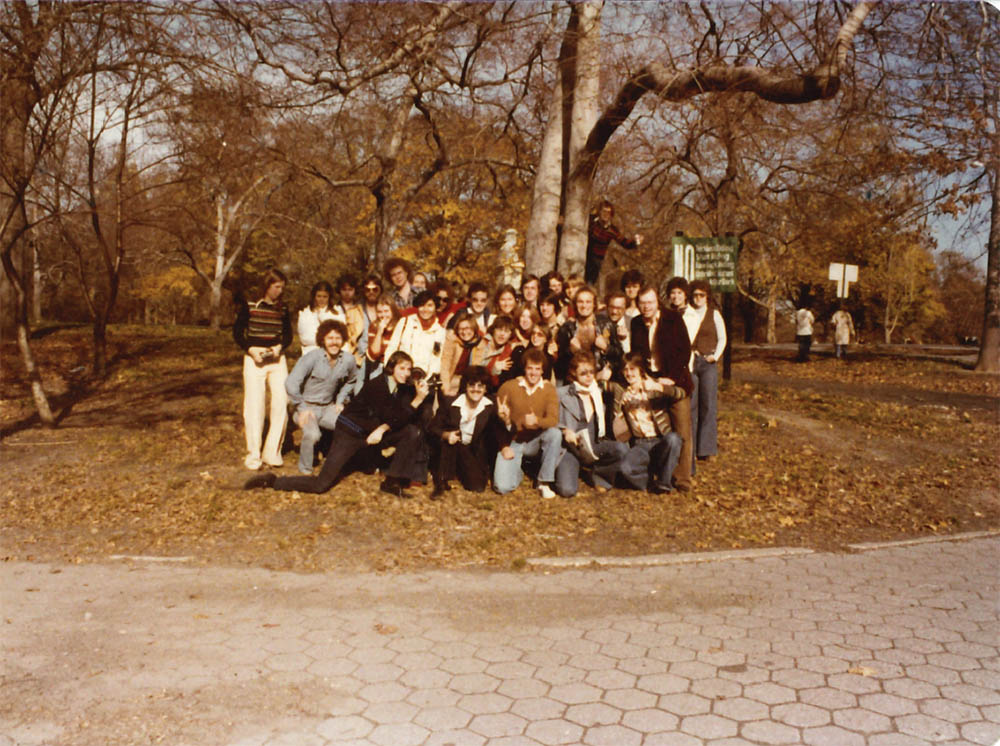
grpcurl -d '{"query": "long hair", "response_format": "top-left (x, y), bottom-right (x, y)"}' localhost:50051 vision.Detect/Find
top-left (384, 350), bottom-right (413, 374)
top-left (309, 281), bottom-right (335, 311)
top-left (374, 293), bottom-right (401, 334)
top-left (262, 268), bottom-right (287, 295)
top-left (689, 279), bottom-right (714, 308)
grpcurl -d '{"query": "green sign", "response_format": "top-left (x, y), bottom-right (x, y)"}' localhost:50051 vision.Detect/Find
top-left (670, 236), bottom-right (739, 293)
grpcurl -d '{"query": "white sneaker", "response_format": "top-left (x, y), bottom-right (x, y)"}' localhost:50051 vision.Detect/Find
top-left (244, 455), bottom-right (263, 470)
top-left (538, 484), bottom-right (556, 499)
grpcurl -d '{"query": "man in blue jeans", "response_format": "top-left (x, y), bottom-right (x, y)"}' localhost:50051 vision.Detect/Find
top-left (555, 353), bottom-right (627, 497)
top-left (493, 349), bottom-right (563, 499)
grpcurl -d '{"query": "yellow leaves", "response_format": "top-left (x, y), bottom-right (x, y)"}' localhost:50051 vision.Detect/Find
top-left (778, 516), bottom-right (796, 527)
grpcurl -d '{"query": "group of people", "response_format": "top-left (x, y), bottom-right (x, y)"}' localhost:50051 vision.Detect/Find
top-left (794, 303), bottom-right (857, 363)
top-left (235, 255), bottom-right (726, 501)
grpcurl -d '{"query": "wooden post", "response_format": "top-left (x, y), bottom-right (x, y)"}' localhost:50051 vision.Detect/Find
top-left (722, 233), bottom-right (735, 382)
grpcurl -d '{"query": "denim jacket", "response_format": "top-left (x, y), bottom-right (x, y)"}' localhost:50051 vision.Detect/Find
top-left (285, 348), bottom-right (357, 408)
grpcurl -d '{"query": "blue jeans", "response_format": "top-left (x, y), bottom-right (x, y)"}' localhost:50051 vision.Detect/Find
top-left (493, 427), bottom-right (563, 494)
top-left (620, 434), bottom-right (682, 492)
top-left (690, 356), bottom-right (719, 461)
top-left (555, 439), bottom-right (628, 497)
top-left (296, 403), bottom-right (341, 473)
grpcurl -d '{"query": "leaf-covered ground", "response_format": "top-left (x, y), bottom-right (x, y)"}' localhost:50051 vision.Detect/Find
top-left (1, 325), bottom-right (997, 572)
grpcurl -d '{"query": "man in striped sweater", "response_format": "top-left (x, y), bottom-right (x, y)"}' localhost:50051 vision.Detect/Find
top-left (585, 200), bottom-right (643, 286)
top-left (234, 268), bottom-right (293, 470)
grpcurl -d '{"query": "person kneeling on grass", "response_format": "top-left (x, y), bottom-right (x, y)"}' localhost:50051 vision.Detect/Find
top-left (245, 351), bottom-right (431, 499)
top-left (428, 366), bottom-right (498, 498)
top-left (285, 319), bottom-right (357, 474)
top-left (493, 348), bottom-right (563, 499)
top-left (555, 353), bottom-right (628, 497)
top-left (613, 353), bottom-right (684, 495)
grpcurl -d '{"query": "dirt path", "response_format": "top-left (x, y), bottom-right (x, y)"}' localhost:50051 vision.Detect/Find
top-left (733, 370), bottom-right (999, 412)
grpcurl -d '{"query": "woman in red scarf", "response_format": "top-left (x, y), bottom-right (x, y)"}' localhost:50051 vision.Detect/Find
top-left (439, 311), bottom-right (486, 400)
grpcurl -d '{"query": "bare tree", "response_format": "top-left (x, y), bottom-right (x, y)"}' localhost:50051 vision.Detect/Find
top-left (215, 1), bottom-right (549, 270)
top-left (524, 1), bottom-right (875, 277)
top-left (1, 2), bottom-right (110, 424)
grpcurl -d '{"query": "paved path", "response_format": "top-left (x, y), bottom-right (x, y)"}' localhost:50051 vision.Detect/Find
top-left (2, 538), bottom-right (998, 746)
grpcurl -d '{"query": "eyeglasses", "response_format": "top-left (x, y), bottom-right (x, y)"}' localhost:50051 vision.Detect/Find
top-left (576, 369), bottom-right (596, 377)
top-left (436, 295), bottom-right (450, 304)
top-left (466, 382), bottom-right (487, 390)
top-left (364, 286), bottom-right (380, 292)
top-left (692, 292), bottom-right (707, 298)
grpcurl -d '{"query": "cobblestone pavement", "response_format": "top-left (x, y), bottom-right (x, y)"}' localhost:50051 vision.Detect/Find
top-left (2, 537), bottom-right (998, 746)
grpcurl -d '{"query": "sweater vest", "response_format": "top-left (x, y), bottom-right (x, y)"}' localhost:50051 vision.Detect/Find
top-left (693, 309), bottom-right (719, 356)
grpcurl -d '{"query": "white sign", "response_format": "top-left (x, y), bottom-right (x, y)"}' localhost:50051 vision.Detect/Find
top-left (828, 262), bottom-right (859, 298)
top-left (672, 242), bottom-right (696, 280)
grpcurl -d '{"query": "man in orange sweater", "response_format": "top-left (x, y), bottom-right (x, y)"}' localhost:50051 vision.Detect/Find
top-left (493, 348), bottom-right (563, 499)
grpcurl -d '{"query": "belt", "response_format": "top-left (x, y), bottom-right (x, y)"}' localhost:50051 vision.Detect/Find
top-left (336, 415), bottom-right (366, 436)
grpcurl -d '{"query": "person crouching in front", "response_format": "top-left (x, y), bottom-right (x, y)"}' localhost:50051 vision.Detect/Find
top-left (428, 366), bottom-right (498, 498)
top-left (493, 348), bottom-right (563, 500)
top-left (244, 350), bottom-right (431, 499)
top-left (555, 353), bottom-right (628, 497)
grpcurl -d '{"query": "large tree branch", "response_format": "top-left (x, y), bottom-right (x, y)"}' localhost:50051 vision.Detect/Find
top-left (577, 1), bottom-right (875, 184)
top-left (218, 1), bottom-right (467, 96)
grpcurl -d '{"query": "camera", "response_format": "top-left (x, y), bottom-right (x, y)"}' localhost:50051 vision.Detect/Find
top-left (411, 368), bottom-right (441, 390)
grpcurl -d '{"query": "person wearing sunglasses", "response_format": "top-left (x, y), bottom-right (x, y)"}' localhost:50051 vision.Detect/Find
top-left (430, 279), bottom-right (461, 327)
top-left (688, 280), bottom-right (726, 464)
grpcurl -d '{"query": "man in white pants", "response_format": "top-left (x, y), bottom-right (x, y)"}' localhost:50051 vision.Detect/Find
top-left (234, 269), bottom-right (293, 470)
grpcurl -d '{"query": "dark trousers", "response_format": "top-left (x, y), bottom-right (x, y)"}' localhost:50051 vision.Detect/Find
top-left (439, 441), bottom-right (490, 492)
top-left (585, 250), bottom-right (603, 286)
top-left (796, 334), bottom-right (812, 362)
top-left (272, 424), bottom-right (426, 494)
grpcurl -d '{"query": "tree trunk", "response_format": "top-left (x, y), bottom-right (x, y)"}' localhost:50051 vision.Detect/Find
top-left (1, 71), bottom-right (56, 425)
top-left (210, 196), bottom-right (227, 330)
top-left (371, 95), bottom-right (414, 270)
top-left (766, 297), bottom-right (776, 344)
top-left (558, 1), bottom-right (603, 278)
top-left (209, 280), bottom-right (223, 330)
top-left (30, 210), bottom-right (41, 322)
top-left (93, 317), bottom-right (108, 376)
top-left (4, 206), bottom-right (56, 426)
top-left (975, 158), bottom-right (999, 372)
top-left (523, 60), bottom-right (565, 276)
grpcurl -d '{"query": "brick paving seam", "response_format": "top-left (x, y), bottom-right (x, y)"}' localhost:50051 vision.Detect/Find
top-left (2, 537), bottom-right (997, 746)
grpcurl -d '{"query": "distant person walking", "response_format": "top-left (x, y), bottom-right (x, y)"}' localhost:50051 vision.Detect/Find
top-left (831, 305), bottom-right (856, 360)
top-left (794, 305), bottom-right (815, 363)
